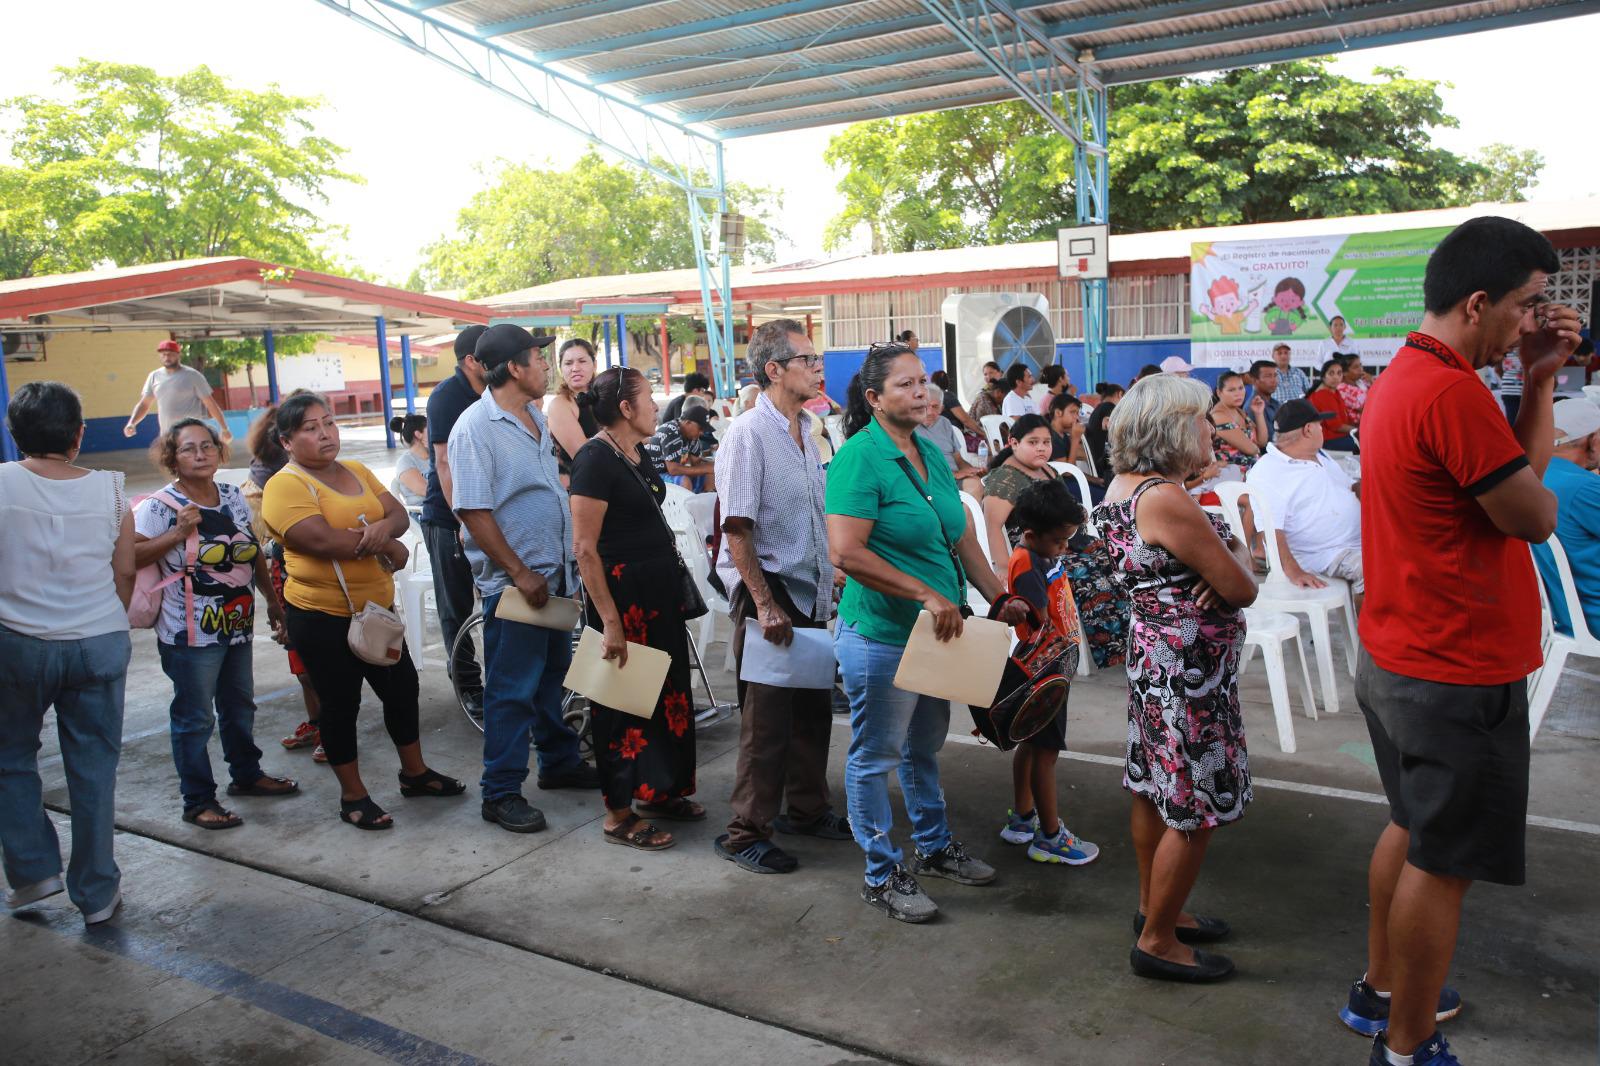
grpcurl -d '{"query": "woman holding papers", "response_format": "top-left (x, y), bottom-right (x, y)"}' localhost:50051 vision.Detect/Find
top-left (826, 341), bottom-right (1029, 924)
top-left (1092, 375), bottom-right (1257, 984)
top-left (570, 367), bottom-right (701, 853)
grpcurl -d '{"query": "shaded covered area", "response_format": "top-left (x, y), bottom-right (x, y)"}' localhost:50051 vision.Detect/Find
top-left (0, 258), bottom-right (488, 456)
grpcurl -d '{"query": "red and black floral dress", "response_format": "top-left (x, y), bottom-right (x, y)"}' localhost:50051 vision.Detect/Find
top-left (569, 437), bottom-right (696, 811)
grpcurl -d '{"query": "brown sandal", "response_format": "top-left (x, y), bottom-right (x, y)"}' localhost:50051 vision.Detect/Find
top-left (603, 813), bottom-right (675, 851)
top-left (227, 774), bottom-right (299, 797)
top-left (637, 797), bottom-right (705, 822)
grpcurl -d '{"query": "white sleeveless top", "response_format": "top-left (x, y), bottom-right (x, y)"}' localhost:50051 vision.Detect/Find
top-left (0, 463), bottom-right (130, 640)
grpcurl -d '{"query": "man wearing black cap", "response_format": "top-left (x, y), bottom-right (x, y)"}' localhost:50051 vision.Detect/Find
top-left (421, 325), bottom-right (489, 716)
top-left (644, 397), bottom-right (718, 493)
top-left (451, 324), bottom-right (598, 833)
top-left (1245, 398), bottom-right (1364, 608)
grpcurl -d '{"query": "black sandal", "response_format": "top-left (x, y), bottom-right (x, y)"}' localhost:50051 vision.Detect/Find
top-left (603, 813), bottom-right (674, 851)
top-left (182, 801), bottom-right (242, 830)
top-left (397, 767), bottom-right (465, 798)
top-left (637, 797), bottom-right (705, 822)
top-left (226, 774), bottom-right (299, 798)
top-left (339, 796), bottom-right (393, 830)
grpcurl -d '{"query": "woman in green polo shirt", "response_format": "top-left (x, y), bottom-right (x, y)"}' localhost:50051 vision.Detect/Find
top-left (827, 341), bottom-right (1027, 923)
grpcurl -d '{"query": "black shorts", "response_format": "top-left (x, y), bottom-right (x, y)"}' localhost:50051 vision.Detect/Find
top-left (1355, 651), bottom-right (1529, 886)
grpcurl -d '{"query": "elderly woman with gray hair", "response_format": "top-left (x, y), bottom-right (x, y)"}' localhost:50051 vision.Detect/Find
top-left (1092, 373), bottom-right (1258, 985)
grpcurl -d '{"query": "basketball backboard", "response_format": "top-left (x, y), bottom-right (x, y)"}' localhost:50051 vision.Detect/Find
top-left (1058, 224), bottom-right (1109, 281)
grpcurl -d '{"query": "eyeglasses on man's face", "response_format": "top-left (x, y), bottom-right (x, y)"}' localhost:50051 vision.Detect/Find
top-left (774, 353), bottom-right (823, 369)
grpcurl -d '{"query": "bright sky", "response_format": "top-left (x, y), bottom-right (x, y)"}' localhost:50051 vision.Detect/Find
top-left (7, 2), bottom-right (1599, 285)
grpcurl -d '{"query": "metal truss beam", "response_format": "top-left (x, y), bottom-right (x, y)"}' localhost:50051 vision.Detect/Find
top-left (919, 0), bottom-right (1103, 151)
top-left (312, 0), bottom-right (739, 393)
top-left (921, 0), bottom-right (1108, 380)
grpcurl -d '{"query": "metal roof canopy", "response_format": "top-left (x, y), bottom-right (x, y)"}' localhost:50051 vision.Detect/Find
top-left (0, 258), bottom-right (490, 458)
top-left (313, 0), bottom-right (1595, 393)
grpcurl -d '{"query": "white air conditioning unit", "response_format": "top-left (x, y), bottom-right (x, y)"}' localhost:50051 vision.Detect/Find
top-left (940, 293), bottom-right (1056, 408)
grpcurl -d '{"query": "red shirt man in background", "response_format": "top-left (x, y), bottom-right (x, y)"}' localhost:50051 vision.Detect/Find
top-left (1345, 216), bottom-right (1580, 1066)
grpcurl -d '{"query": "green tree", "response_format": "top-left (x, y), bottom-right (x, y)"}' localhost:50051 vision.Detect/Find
top-left (1462, 143), bottom-right (1545, 203)
top-left (0, 60), bottom-right (358, 279)
top-left (409, 151), bottom-right (783, 298)
top-left (823, 59), bottom-right (1513, 249)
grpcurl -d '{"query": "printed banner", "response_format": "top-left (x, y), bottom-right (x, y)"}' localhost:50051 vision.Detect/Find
top-left (1189, 226), bottom-right (1451, 369)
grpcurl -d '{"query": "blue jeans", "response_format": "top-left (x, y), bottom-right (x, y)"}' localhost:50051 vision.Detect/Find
top-left (671, 473), bottom-right (710, 493)
top-left (480, 592), bottom-right (583, 801)
top-left (157, 641), bottom-right (262, 812)
top-left (0, 623), bottom-right (130, 916)
top-left (835, 621), bottom-right (952, 886)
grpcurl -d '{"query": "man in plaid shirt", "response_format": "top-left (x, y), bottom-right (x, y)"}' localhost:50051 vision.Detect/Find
top-left (1271, 342), bottom-right (1312, 403)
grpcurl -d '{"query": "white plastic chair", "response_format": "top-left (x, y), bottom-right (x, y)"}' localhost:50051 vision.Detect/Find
top-left (1582, 384), bottom-right (1600, 408)
top-left (1214, 482), bottom-right (1359, 715)
top-left (979, 415), bottom-right (1010, 455)
top-left (661, 483), bottom-right (730, 652)
top-left (1528, 534), bottom-right (1600, 739)
top-left (1048, 461), bottom-right (1098, 536)
top-left (1238, 607), bottom-right (1319, 753)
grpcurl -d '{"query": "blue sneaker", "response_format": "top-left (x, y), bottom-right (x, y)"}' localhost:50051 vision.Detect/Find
top-left (1340, 978), bottom-right (1463, 1036)
top-left (999, 808), bottom-right (1037, 845)
top-left (1368, 1031), bottom-right (1460, 1065)
top-left (1027, 824), bottom-right (1100, 866)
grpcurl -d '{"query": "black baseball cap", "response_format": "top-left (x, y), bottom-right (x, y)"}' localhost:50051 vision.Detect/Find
top-left (1275, 398), bottom-right (1335, 434)
top-left (454, 324), bottom-right (488, 361)
top-left (680, 405), bottom-right (712, 429)
top-left (473, 323), bottom-right (555, 369)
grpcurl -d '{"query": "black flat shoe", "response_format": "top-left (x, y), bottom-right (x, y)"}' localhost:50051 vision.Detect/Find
top-left (1133, 911), bottom-right (1231, 944)
top-left (1129, 946), bottom-right (1235, 983)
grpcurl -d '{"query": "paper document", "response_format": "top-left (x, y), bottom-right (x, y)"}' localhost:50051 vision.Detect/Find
top-left (893, 611), bottom-right (1011, 708)
top-left (492, 593), bottom-right (582, 632)
top-left (738, 620), bottom-right (836, 690)
top-left (565, 627), bottom-right (670, 719)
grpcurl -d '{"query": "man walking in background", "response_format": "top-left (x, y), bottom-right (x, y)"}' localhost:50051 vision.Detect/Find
top-left (124, 339), bottom-right (232, 442)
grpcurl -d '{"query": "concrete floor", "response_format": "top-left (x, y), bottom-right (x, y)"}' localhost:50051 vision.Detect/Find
top-left (4, 436), bottom-right (1597, 1065)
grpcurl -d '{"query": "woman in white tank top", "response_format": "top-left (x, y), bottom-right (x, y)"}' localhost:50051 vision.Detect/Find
top-left (0, 381), bottom-right (134, 925)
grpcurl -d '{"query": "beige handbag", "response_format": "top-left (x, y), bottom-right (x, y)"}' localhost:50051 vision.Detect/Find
top-left (282, 463), bottom-right (406, 667)
top-left (330, 556), bottom-right (407, 666)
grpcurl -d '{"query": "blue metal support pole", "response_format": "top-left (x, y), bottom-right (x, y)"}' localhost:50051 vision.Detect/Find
top-left (0, 343), bottom-right (17, 462)
top-left (375, 317), bottom-right (396, 449)
top-left (716, 142), bottom-right (736, 397)
top-left (263, 328), bottom-right (280, 405)
top-left (399, 333), bottom-right (417, 414)
top-left (615, 315), bottom-right (628, 367)
top-left (602, 317), bottom-right (613, 370)
top-left (1076, 77), bottom-right (1110, 388)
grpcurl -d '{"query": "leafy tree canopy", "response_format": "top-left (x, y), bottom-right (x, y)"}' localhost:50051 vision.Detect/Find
top-left (409, 151), bottom-right (783, 298)
top-left (0, 60), bottom-right (358, 280)
top-left (822, 59), bottom-right (1543, 252)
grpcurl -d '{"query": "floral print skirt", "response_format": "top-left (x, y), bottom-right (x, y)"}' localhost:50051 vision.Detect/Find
top-left (586, 550), bottom-right (696, 811)
top-left (1122, 608), bottom-right (1252, 831)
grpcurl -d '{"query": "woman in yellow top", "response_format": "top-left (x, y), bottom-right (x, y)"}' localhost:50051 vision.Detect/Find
top-left (262, 391), bottom-right (463, 830)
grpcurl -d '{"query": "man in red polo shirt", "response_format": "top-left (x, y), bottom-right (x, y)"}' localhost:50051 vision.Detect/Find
top-left (1342, 217), bottom-right (1580, 1066)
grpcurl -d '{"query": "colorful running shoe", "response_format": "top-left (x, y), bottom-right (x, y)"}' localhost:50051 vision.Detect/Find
top-left (1027, 824), bottom-right (1100, 866)
top-left (999, 808), bottom-right (1038, 845)
top-left (281, 720), bottom-right (320, 750)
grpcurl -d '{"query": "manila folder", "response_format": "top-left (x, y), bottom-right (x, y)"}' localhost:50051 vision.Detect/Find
top-left (565, 626), bottom-right (670, 719)
top-left (892, 611), bottom-right (1010, 709)
top-left (492, 593), bottom-right (582, 632)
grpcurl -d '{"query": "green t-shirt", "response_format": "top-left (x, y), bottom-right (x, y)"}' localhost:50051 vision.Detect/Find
top-left (826, 418), bottom-right (968, 646)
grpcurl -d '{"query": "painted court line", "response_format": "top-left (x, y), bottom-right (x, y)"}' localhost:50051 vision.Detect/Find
top-left (829, 720), bottom-right (1600, 838)
top-left (30, 917), bottom-right (498, 1066)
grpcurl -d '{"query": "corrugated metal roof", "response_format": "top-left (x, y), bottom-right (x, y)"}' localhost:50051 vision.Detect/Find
top-left (479, 196), bottom-right (1600, 308)
top-left (412, 0), bottom-right (1594, 137)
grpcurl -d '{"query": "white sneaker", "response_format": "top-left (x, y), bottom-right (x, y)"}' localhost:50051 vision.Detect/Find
top-left (6, 875), bottom-right (63, 909)
top-left (84, 889), bottom-right (122, 925)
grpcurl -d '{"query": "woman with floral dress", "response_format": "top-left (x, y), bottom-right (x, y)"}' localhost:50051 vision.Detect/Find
top-left (569, 367), bottom-right (699, 852)
top-left (1207, 371), bottom-right (1268, 473)
top-left (1093, 374), bottom-right (1258, 985)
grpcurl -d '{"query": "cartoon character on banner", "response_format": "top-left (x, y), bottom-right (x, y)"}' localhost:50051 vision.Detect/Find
top-left (1199, 276), bottom-right (1258, 336)
top-left (1264, 277), bottom-right (1313, 336)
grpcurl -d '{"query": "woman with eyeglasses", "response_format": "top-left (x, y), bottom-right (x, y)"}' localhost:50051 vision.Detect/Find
top-left (134, 418), bottom-right (299, 830)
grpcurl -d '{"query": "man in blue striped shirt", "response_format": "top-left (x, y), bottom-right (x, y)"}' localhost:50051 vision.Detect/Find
top-left (1271, 342), bottom-right (1312, 403)
top-left (451, 324), bottom-right (598, 834)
